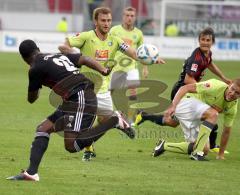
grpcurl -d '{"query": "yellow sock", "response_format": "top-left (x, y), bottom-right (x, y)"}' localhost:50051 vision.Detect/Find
top-left (164, 142), bottom-right (189, 154)
top-left (193, 122), bottom-right (212, 154)
top-left (85, 145), bottom-right (94, 152)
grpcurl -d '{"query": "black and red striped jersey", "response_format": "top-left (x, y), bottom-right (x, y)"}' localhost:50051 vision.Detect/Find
top-left (176, 47), bottom-right (212, 85)
top-left (170, 47), bottom-right (213, 100)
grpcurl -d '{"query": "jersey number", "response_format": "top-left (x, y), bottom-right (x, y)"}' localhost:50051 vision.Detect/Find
top-left (53, 56), bottom-right (78, 72)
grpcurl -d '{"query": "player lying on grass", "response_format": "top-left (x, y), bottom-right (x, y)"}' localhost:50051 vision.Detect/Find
top-left (7, 39), bottom-right (134, 181)
top-left (135, 27), bottom-right (232, 153)
top-left (152, 78), bottom-right (240, 161)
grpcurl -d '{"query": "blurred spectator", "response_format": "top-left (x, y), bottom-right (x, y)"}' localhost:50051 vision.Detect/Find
top-left (209, 0), bottom-right (224, 19)
top-left (87, 0), bottom-right (104, 19)
top-left (165, 23), bottom-right (179, 37)
top-left (131, 0), bottom-right (148, 17)
top-left (56, 17), bottom-right (68, 33)
top-left (140, 19), bottom-right (156, 35)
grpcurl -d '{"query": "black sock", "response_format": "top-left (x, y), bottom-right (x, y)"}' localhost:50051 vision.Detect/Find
top-left (142, 114), bottom-right (165, 125)
top-left (27, 136), bottom-right (49, 175)
top-left (187, 142), bottom-right (194, 154)
top-left (209, 124), bottom-right (218, 149)
top-left (129, 95), bottom-right (137, 101)
top-left (75, 133), bottom-right (105, 151)
top-left (75, 116), bottom-right (118, 150)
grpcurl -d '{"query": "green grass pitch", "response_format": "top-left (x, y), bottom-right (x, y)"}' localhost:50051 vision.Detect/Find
top-left (0, 52), bottom-right (240, 195)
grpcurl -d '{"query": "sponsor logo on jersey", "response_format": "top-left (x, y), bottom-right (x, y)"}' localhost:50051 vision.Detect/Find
top-left (191, 63), bottom-right (198, 72)
top-left (122, 38), bottom-right (133, 46)
top-left (66, 115), bottom-right (75, 128)
top-left (95, 50), bottom-right (109, 61)
top-left (204, 82), bottom-right (211, 88)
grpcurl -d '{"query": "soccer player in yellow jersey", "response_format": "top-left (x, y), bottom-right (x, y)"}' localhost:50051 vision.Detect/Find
top-left (153, 78), bottom-right (240, 161)
top-left (135, 28), bottom-right (231, 153)
top-left (110, 7), bottom-right (148, 90)
top-left (110, 7), bottom-right (148, 123)
top-left (59, 7), bottom-right (165, 161)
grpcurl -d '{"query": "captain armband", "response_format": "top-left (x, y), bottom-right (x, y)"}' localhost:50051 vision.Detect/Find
top-left (119, 43), bottom-right (130, 53)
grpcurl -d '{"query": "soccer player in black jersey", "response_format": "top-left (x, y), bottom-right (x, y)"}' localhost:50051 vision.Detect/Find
top-left (7, 40), bottom-right (133, 181)
top-left (135, 27), bottom-right (231, 152)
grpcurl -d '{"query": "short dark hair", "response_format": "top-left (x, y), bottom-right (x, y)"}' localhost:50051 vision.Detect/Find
top-left (198, 27), bottom-right (215, 44)
top-left (123, 6), bottom-right (136, 13)
top-left (93, 7), bottom-right (111, 20)
top-left (19, 39), bottom-right (39, 59)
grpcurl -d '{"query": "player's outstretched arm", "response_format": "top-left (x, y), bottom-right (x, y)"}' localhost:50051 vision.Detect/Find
top-left (58, 39), bottom-right (76, 54)
top-left (166, 83), bottom-right (196, 117)
top-left (79, 56), bottom-right (111, 76)
top-left (184, 74), bottom-right (197, 84)
top-left (124, 47), bottom-right (138, 60)
top-left (208, 63), bottom-right (232, 85)
top-left (217, 126), bottom-right (231, 160)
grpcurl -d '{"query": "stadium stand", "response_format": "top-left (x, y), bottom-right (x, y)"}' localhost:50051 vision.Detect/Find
top-left (0, 0), bottom-right (48, 12)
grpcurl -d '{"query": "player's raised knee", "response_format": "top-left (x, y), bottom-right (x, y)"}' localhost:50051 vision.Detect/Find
top-left (202, 108), bottom-right (218, 122)
top-left (64, 142), bottom-right (76, 153)
top-left (208, 109), bottom-right (219, 120)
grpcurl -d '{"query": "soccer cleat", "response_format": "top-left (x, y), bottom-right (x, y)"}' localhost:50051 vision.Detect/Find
top-left (6, 170), bottom-right (39, 181)
top-left (210, 145), bottom-right (229, 154)
top-left (134, 110), bottom-right (145, 126)
top-left (115, 111), bottom-right (135, 139)
top-left (153, 139), bottom-right (165, 157)
top-left (122, 126), bottom-right (135, 139)
top-left (82, 151), bottom-right (96, 161)
top-left (190, 151), bottom-right (208, 161)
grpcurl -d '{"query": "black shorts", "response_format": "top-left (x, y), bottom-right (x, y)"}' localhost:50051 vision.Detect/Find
top-left (48, 89), bottom-right (97, 132)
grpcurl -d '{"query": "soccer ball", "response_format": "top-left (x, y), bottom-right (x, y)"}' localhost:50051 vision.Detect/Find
top-left (136, 44), bottom-right (159, 65)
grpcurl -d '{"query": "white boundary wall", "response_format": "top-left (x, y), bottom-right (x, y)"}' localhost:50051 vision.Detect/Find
top-left (0, 30), bottom-right (68, 53)
top-left (144, 36), bottom-right (240, 61)
top-left (0, 30), bottom-right (239, 61)
top-left (0, 12), bottom-right (83, 32)
top-left (160, 0), bottom-right (240, 37)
